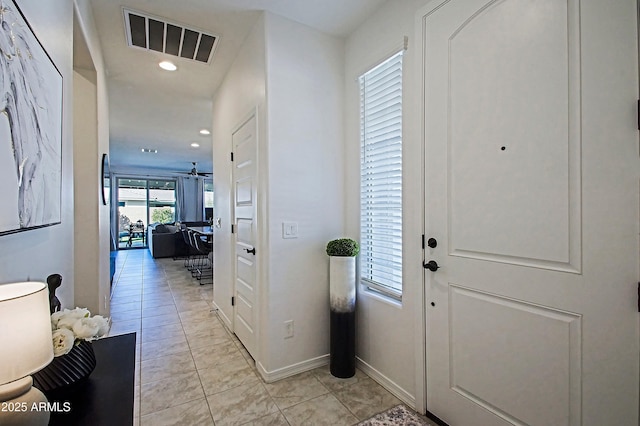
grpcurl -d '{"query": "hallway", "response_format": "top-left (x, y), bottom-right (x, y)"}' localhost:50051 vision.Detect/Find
top-left (107, 249), bottom-right (408, 425)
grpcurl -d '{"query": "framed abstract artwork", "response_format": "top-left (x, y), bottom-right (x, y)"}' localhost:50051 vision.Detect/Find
top-left (0, 0), bottom-right (63, 235)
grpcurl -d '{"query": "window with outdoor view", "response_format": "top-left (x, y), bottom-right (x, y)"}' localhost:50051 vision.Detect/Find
top-left (359, 50), bottom-right (403, 300)
top-left (204, 180), bottom-right (214, 222)
top-left (116, 178), bottom-right (176, 249)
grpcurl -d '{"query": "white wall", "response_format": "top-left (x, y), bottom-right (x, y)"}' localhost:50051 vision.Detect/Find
top-left (73, 70), bottom-right (100, 311)
top-left (261, 13), bottom-right (345, 377)
top-left (73, 0), bottom-right (111, 315)
top-left (344, 0), bottom-right (432, 409)
top-left (0, 0), bottom-right (75, 304)
top-left (212, 12), bottom-right (345, 380)
top-left (211, 0), bottom-right (433, 407)
top-left (212, 14), bottom-right (266, 330)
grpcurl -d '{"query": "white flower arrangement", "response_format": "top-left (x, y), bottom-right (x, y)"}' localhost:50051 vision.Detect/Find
top-left (50, 308), bottom-right (110, 357)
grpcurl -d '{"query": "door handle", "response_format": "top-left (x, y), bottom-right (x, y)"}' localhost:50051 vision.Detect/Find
top-left (423, 260), bottom-right (439, 271)
top-left (245, 247), bottom-right (256, 255)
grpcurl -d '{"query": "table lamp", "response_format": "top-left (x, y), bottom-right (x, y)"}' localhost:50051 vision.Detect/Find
top-left (0, 282), bottom-right (54, 425)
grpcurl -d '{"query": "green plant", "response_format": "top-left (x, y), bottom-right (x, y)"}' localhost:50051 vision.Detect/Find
top-left (151, 208), bottom-right (175, 224)
top-left (326, 238), bottom-right (360, 257)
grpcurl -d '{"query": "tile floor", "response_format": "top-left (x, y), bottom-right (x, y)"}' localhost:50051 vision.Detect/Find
top-left (108, 249), bottom-right (429, 426)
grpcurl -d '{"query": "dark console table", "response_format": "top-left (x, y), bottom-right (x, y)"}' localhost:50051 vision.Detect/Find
top-left (48, 332), bottom-right (136, 426)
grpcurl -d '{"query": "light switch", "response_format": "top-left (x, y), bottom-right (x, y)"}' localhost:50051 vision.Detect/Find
top-left (282, 222), bottom-right (298, 239)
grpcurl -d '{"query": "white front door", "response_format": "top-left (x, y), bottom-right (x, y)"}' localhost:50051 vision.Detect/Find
top-left (421, 0), bottom-right (638, 424)
top-left (232, 112), bottom-right (258, 358)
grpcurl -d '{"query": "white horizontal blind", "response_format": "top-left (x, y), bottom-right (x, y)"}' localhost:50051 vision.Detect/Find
top-left (359, 51), bottom-right (403, 298)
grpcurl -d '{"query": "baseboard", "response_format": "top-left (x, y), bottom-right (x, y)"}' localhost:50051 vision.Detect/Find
top-left (211, 301), bottom-right (232, 329)
top-left (257, 354), bottom-right (329, 383)
top-left (356, 357), bottom-right (416, 409)
top-left (253, 353), bottom-right (415, 410)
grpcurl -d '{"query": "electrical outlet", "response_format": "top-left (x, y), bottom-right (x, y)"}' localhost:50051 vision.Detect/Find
top-left (104, 295), bottom-right (108, 310)
top-left (284, 320), bottom-right (294, 339)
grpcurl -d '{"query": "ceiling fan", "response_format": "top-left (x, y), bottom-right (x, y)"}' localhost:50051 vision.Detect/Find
top-left (178, 162), bottom-right (212, 177)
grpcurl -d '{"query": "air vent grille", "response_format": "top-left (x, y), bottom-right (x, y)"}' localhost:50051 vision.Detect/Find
top-left (123, 8), bottom-right (218, 64)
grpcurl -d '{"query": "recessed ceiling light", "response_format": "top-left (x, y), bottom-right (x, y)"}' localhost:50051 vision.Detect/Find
top-left (141, 148), bottom-right (158, 153)
top-left (190, 143), bottom-right (200, 148)
top-left (199, 129), bottom-right (210, 135)
top-left (159, 61), bottom-right (177, 71)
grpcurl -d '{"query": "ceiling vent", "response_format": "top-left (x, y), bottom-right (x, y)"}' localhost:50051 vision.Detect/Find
top-left (123, 8), bottom-right (219, 64)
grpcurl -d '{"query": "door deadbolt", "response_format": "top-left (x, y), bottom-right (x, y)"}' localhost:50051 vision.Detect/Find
top-left (427, 238), bottom-right (437, 248)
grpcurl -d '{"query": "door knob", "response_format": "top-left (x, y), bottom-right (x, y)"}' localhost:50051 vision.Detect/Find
top-left (245, 247), bottom-right (256, 255)
top-left (423, 260), bottom-right (439, 271)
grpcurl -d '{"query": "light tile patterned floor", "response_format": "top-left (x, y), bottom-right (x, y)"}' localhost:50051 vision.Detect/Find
top-left (108, 249), bottom-right (422, 426)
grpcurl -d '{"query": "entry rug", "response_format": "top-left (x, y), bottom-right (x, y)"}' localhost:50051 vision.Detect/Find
top-left (357, 405), bottom-right (432, 426)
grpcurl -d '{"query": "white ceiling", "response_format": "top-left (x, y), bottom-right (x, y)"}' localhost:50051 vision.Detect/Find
top-left (87, 0), bottom-right (387, 176)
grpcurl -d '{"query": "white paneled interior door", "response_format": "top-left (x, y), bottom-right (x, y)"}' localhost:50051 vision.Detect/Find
top-left (232, 112), bottom-right (258, 359)
top-left (421, 0), bottom-right (638, 424)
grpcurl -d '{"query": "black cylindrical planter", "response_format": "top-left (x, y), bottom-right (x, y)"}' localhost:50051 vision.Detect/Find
top-left (329, 256), bottom-right (356, 378)
top-left (330, 310), bottom-right (355, 378)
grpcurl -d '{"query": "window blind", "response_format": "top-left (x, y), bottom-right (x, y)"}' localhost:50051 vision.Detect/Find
top-left (359, 50), bottom-right (403, 299)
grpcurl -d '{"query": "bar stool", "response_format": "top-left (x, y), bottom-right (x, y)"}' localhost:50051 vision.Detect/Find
top-left (186, 229), bottom-right (211, 283)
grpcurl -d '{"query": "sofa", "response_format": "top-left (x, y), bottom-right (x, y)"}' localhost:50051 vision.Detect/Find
top-left (147, 224), bottom-right (190, 258)
top-left (181, 221), bottom-right (210, 228)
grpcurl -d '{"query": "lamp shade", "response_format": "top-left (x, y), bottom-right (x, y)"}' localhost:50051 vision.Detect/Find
top-left (0, 282), bottom-right (53, 385)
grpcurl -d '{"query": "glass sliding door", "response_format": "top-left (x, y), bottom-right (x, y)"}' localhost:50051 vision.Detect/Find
top-left (149, 180), bottom-right (176, 225)
top-left (204, 179), bottom-right (214, 222)
top-left (116, 178), bottom-right (176, 250)
top-left (117, 178), bottom-right (147, 249)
